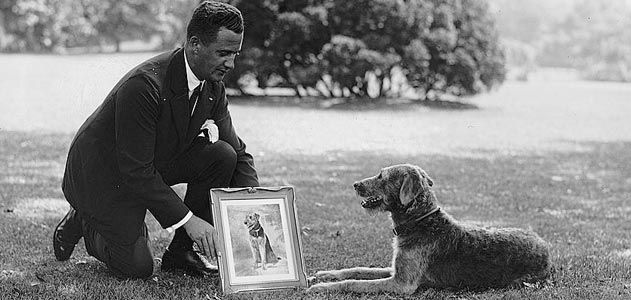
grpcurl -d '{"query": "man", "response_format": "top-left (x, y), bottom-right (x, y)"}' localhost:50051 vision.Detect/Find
top-left (53, 1), bottom-right (258, 279)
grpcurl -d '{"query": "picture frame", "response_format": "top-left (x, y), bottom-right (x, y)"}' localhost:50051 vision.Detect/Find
top-left (210, 186), bottom-right (307, 294)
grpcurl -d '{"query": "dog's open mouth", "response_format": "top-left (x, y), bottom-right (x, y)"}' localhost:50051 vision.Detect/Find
top-left (361, 196), bottom-right (383, 209)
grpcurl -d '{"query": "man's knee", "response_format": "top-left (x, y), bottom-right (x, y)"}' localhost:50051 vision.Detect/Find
top-left (206, 140), bottom-right (237, 169)
top-left (111, 244), bottom-right (154, 279)
top-left (123, 254), bottom-right (154, 279)
top-left (87, 228), bottom-right (154, 279)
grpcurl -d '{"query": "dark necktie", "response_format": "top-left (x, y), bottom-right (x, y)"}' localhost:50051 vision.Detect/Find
top-left (189, 84), bottom-right (202, 116)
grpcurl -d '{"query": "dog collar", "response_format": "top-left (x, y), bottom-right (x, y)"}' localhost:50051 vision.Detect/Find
top-left (249, 223), bottom-right (262, 236)
top-left (392, 207), bottom-right (441, 236)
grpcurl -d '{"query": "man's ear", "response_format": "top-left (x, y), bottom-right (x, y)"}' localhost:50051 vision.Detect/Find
top-left (188, 36), bottom-right (202, 54)
top-left (399, 171), bottom-right (422, 206)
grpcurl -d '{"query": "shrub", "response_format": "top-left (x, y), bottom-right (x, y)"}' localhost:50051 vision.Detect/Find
top-left (230, 0), bottom-right (505, 100)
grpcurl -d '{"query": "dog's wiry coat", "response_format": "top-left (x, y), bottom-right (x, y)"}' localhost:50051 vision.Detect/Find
top-left (308, 164), bottom-right (550, 294)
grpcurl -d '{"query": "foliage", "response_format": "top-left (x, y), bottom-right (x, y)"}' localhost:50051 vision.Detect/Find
top-left (0, 0), bottom-right (195, 52)
top-left (0, 0), bottom-right (82, 52)
top-left (0, 0), bottom-right (507, 98)
top-left (538, 0), bottom-right (631, 82)
top-left (228, 0), bottom-right (505, 99)
top-left (493, 0), bottom-right (631, 82)
top-left (223, 0), bottom-right (331, 97)
top-left (401, 0), bottom-right (506, 99)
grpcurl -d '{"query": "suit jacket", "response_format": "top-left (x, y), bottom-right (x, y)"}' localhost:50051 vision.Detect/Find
top-left (62, 48), bottom-right (258, 244)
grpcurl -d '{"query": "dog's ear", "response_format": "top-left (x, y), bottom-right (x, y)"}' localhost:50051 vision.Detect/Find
top-left (399, 170), bottom-right (422, 206)
top-left (254, 213), bottom-right (260, 220)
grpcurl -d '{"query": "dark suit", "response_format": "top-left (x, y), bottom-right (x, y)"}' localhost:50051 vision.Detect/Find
top-left (62, 48), bottom-right (258, 247)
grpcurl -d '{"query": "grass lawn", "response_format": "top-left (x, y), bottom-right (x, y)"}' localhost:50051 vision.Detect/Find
top-left (1, 53), bottom-right (631, 299)
top-left (1, 133), bottom-right (631, 299)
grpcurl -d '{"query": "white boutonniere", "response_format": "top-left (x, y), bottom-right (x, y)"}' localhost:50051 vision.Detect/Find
top-left (199, 119), bottom-right (219, 143)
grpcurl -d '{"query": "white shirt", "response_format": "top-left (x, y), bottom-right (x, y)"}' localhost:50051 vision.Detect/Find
top-left (165, 51), bottom-right (203, 233)
top-left (184, 51), bottom-right (203, 115)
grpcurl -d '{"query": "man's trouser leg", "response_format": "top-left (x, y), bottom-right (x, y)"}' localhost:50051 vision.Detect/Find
top-left (78, 138), bottom-right (236, 278)
top-left (82, 220), bottom-right (154, 279)
top-left (158, 138), bottom-right (237, 251)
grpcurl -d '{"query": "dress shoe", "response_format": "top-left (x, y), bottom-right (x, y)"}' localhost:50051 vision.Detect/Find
top-left (161, 249), bottom-right (218, 277)
top-left (53, 208), bottom-right (83, 261)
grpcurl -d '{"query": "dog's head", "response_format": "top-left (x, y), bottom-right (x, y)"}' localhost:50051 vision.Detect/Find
top-left (244, 212), bottom-right (260, 229)
top-left (353, 164), bottom-right (434, 212)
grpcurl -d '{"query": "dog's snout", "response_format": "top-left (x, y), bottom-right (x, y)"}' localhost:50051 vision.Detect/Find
top-left (353, 181), bottom-right (364, 192)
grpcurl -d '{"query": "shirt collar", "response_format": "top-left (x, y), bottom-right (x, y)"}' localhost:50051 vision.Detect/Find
top-left (184, 51), bottom-right (203, 92)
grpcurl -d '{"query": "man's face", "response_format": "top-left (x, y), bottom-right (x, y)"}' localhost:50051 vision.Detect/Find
top-left (189, 27), bottom-right (243, 82)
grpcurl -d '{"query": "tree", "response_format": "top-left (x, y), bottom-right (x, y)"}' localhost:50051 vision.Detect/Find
top-left (223, 0), bottom-right (330, 96)
top-left (538, 0), bottom-right (631, 82)
top-left (0, 0), bottom-right (190, 53)
top-left (228, 0), bottom-right (505, 100)
top-left (2, 0), bottom-right (507, 98)
top-left (1, 0), bottom-right (83, 52)
top-left (326, 0), bottom-right (422, 98)
top-left (402, 0), bottom-right (505, 99)
top-left (76, 1), bottom-right (162, 52)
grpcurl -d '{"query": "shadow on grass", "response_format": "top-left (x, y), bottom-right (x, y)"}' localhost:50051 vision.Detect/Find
top-left (230, 95), bottom-right (479, 111)
top-left (1, 131), bottom-right (630, 299)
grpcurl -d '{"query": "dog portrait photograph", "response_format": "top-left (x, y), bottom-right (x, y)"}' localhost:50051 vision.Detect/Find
top-left (211, 187), bottom-right (308, 293)
top-left (219, 198), bottom-right (294, 283)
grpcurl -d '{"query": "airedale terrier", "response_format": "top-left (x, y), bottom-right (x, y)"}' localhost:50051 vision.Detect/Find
top-left (244, 212), bottom-right (279, 270)
top-left (308, 164), bottom-right (550, 294)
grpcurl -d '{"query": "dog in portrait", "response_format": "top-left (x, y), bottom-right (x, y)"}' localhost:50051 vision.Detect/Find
top-left (308, 164), bottom-right (551, 294)
top-left (243, 212), bottom-right (280, 270)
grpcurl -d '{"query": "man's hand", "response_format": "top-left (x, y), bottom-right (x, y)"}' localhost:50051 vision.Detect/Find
top-left (183, 215), bottom-right (218, 259)
top-left (200, 119), bottom-right (219, 143)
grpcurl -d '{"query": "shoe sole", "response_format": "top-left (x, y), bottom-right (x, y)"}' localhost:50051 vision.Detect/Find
top-left (53, 218), bottom-right (77, 261)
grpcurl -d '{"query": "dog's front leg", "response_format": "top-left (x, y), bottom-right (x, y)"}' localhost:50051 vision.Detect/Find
top-left (315, 267), bottom-right (393, 281)
top-left (308, 277), bottom-right (417, 295)
top-left (258, 241), bottom-right (267, 270)
top-left (249, 240), bottom-right (260, 268)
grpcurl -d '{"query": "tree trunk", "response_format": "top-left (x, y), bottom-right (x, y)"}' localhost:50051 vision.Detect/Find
top-left (114, 37), bottom-right (121, 52)
top-left (0, 10), bottom-right (7, 50)
top-left (236, 85), bottom-right (250, 96)
top-left (320, 77), bottom-right (336, 98)
top-left (376, 75), bottom-right (385, 98)
top-left (293, 85), bottom-right (302, 98)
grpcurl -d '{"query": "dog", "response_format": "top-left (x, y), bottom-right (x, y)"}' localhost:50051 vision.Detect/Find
top-left (243, 212), bottom-right (279, 270)
top-left (308, 164), bottom-right (551, 294)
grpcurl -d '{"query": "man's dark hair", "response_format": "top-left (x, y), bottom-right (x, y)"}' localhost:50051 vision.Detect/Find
top-left (187, 1), bottom-right (244, 45)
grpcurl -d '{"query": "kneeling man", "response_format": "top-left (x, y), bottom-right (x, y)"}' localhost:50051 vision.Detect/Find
top-left (53, 1), bottom-right (258, 278)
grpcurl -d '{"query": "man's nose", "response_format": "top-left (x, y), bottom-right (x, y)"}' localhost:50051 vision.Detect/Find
top-left (224, 55), bottom-right (236, 70)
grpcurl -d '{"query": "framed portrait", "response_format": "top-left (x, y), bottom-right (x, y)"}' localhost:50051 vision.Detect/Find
top-left (210, 186), bottom-right (307, 294)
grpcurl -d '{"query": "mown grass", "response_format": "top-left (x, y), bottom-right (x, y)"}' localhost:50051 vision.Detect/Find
top-left (1, 130), bottom-right (630, 299)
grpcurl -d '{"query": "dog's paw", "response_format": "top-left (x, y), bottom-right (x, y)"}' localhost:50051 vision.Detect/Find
top-left (314, 270), bottom-right (341, 281)
top-left (306, 282), bottom-right (333, 293)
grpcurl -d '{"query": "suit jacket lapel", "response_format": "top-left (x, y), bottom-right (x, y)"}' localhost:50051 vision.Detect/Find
top-left (164, 49), bottom-right (190, 146)
top-left (172, 93), bottom-right (190, 145)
